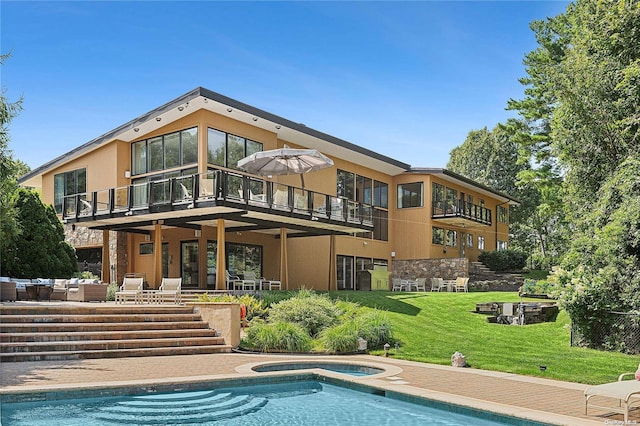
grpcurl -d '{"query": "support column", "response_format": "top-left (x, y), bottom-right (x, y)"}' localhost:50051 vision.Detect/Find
top-left (101, 230), bottom-right (110, 283)
top-left (279, 228), bottom-right (288, 290)
top-left (216, 219), bottom-right (226, 290)
top-left (154, 221), bottom-right (163, 289)
top-left (328, 234), bottom-right (336, 291)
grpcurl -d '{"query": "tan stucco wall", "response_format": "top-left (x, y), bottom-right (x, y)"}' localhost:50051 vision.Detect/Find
top-left (37, 106), bottom-right (514, 292)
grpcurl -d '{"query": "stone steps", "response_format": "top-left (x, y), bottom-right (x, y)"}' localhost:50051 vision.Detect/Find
top-left (0, 304), bottom-right (231, 361)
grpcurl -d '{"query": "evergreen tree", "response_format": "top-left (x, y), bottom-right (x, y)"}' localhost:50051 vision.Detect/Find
top-left (2, 189), bottom-right (77, 278)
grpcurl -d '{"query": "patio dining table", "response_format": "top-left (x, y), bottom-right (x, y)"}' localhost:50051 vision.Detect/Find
top-left (441, 280), bottom-right (456, 292)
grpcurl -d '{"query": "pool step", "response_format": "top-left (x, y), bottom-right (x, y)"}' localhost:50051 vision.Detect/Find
top-left (94, 391), bottom-right (268, 423)
top-left (0, 305), bottom-right (231, 361)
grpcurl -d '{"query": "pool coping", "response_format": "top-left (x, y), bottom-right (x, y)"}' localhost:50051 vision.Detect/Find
top-left (0, 355), bottom-right (604, 426)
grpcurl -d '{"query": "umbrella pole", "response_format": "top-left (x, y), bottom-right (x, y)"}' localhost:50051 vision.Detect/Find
top-left (300, 173), bottom-right (305, 189)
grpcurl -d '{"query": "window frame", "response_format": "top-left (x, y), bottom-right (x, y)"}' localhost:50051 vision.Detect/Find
top-left (131, 127), bottom-right (199, 177)
top-left (397, 182), bottom-right (424, 208)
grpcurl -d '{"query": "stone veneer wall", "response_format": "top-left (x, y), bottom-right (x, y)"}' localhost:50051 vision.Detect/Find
top-left (64, 225), bottom-right (128, 283)
top-left (392, 258), bottom-right (469, 281)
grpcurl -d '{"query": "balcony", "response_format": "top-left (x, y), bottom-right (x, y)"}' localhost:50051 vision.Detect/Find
top-left (62, 170), bottom-right (373, 235)
top-left (432, 199), bottom-right (492, 227)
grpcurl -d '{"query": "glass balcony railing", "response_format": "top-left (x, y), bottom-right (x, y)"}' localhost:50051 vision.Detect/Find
top-left (431, 199), bottom-right (492, 225)
top-left (62, 170), bottom-right (374, 229)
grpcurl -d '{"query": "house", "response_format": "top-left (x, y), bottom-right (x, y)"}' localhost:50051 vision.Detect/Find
top-left (19, 87), bottom-right (519, 291)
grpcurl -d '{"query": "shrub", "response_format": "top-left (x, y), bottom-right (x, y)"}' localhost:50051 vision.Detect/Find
top-left (521, 279), bottom-right (556, 296)
top-left (478, 249), bottom-right (527, 271)
top-left (268, 291), bottom-right (341, 337)
top-left (355, 310), bottom-right (393, 348)
top-left (242, 320), bottom-right (312, 352)
top-left (196, 293), bottom-right (267, 322)
top-left (318, 321), bottom-right (359, 353)
top-left (105, 282), bottom-right (119, 301)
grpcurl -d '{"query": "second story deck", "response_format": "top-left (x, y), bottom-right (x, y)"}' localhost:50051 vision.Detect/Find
top-left (62, 170), bottom-right (374, 236)
top-left (432, 199), bottom-right (492, 227)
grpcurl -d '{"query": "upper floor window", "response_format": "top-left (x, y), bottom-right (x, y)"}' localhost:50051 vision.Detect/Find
top-left (207, 128), bottom-right (263, 170)
top-left (337, 169), bottom-right (355, 200)
top-left (397, 182), bottom-right (423, 208)
top-left (446, 187), bottom-right (458, 210)
top-left (498, 205), bottom-right (508, 223)
top-left (374, 180), bottom-right (388, 208)
top-left (54, 168), bottom-right (86, 213)
top-left (132, 127), bottom-right (198, 176)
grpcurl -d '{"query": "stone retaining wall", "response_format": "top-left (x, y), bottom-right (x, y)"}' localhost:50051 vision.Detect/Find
top-left (392, 258), bottom-right (468, 280)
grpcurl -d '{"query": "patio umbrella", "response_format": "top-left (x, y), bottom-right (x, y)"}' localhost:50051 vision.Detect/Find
top-left (237, 147), bottom-right (334, 188)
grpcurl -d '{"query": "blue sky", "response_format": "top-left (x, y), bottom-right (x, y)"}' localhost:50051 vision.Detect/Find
top-left (2, 1), bottom-right (569, 170)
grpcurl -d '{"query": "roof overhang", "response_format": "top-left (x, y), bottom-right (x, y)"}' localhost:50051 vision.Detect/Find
top-left (410, 168), bottom-right (520, 206)
top-left (19, 87), bottom-right (410, 186)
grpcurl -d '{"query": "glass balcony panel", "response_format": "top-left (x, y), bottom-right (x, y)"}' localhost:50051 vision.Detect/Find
top-left (271, 183), bottom-right (290, 210)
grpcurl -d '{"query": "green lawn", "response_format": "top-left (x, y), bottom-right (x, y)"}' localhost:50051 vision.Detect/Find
top-left (326, 291), bottom-right (637, 385)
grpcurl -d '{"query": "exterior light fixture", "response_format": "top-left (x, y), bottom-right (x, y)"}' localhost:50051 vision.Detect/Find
top-left (178, 106), bottom-right (184, 111)
top-left (275, 125), bottom-right (281, 129)
top-left (227, 108), bottom-right (233, 112)
top-left (133, 127), bottom-right (139, 132)
top-left (252, 117), bottom-right (258, 122)
top-left (203, 98), bottom-right (208, 103)
top-left (155, 117), bottom-right (161, 122)
top-left (195, 229), bottom-right (202, 237)
top-left (383, 343), bottom-right (390, 357)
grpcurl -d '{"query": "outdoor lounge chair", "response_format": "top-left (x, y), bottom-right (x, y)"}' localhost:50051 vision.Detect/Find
top-left (235, 271), bottom-right (257, 291)
top-left (225, 271), bottom-right (241, 290)
top-left (584, 372), bottom-right (640, 423)
top-left (156, 277), bottom-right (182, 304)
top-left (115, 277), bottom-right (143, 303)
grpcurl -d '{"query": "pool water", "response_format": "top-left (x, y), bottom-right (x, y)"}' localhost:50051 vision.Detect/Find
top-left (251, 361), bottom-right (385, 376)
top-left (1, 380), bottom-right (548, 426)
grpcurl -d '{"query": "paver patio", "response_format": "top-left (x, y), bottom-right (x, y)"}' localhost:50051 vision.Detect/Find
top-left (1, 352), bottom-right (637, 425)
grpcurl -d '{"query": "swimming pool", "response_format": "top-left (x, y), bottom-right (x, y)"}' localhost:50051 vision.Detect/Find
top-left (1, 376), bottom-right (550, 425)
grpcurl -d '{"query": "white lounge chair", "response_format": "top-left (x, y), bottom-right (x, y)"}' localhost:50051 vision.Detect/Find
top-left (430, 277), bottom-right (442, 292)
top-left (156, 277), bottom-right (182, 304)
top-left (115, 277), bottom-right (143, 304)
top-left (225, 270), bottom-right (241, 290)
top-left (584, 372), bottom-right (640, 423)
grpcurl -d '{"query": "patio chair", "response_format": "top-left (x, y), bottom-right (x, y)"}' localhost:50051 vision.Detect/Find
top-left (391, 278), bottom-right (405, 291)
top-left (584, 371), bottom-right (640, 423)
top-left (225, 270), bottom-right (241, 290)
top-left (455, 277), bottom-right (469, 292)
top-left (414, 277), bottom-right (427, 291)
top-left (115, 277), bottom-right (143, 303)
top-left (430, 277), bottom-right (441, 292)
top-left (156, 277), bottom-right (182, 304)
top-left (236, 271), bottom-right (257, 291)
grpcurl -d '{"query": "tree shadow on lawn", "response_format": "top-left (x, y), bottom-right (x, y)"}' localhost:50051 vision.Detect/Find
top-left (334, 292), bottom-right (426, 316)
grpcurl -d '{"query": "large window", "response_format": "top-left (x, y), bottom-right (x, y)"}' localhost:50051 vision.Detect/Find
top-left (181, 241), bottom-right (199, 287)
top-left (337, 255), bottom-right (354, 290)
top-left (337, 169), bottom-right (355, 200)
top-left (226, 243), bottom-right (262, 277)
top-left (498, 205), bottom-right (508, 223)
top-left (446, 230), bottom-right (457, 247)
top-left (446, 187), bottom-right (458, 211)
top-left (397, 182), bottom-right (423, 208)
top-left (374, 180), bottom-right (388, 208)
top-left (432, 227), bottom-right (444, 245)
top-left (54, 168), bottom-right (86, 213)
top-left (432, 182), bottom-right (445, 210)
top-left (337, 171), bottom-right (388, 241)
top-left (207, 127), bottom-right (263, 170)
top-left (132, 127), bottom-right (198, 176)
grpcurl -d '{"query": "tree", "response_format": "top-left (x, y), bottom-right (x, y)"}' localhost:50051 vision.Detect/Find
top-left (0, 52), bottom-right (26, 274)
top-left (509, 0), bottom-right (640, 349)
top-left (446, 121), bottom-right (568, 267)
top-left (2, 189), bottom-right (77, 278)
